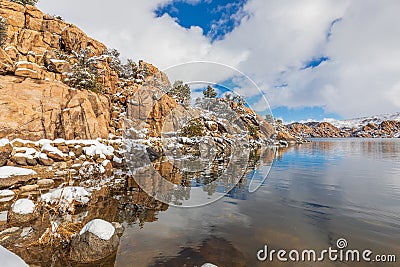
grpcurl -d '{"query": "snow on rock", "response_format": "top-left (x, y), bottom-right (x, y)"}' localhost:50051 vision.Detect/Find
top-left (102, 160), bottom-right (111, 167)
top-left (0, 190), bottom-right (15, 197)
top-left (201, 264), bottom-right (218, 267)
top-left (41, 187), bottom-right (91, 206)
top-left (0, 138), bottom-right (10, 146)
top-left (0, 211), bottom-right (7, 221)
top-left (113, 156), bottom-right (122, 164)
top-left (0, 245), bottom-right (29, 267)
top-left (0, 167), bottom-right (37, 179)
top-left (11, 199), bottom-right (35, 215)
top-left (79, 219), bottom-right (115, 240)
top-left (41, 143), bottom-right (64, 157)
top-left (83, 144), bottom-right (114, 157)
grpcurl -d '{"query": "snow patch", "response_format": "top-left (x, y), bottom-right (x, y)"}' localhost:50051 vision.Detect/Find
top-left (41, 187), bottom-right (91, 206)
top-left (0, 138), bottom-right (10, 146)
top-left (42, 143), bottom-right (64, 157)
top-left (0, 245), bottom-right (29, 267)
top-left (0, 167), bottom-right (37, 179)
top-left (79, 219), bottom-right (115, 240)
top-left (0, 190), bottom-right (15, 197)
top-left (11, 199), bottom-right (35, 215)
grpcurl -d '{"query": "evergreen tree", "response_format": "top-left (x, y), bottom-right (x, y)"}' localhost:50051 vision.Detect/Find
top-left (64, 48), bottom-right (101, 91)
top-left (232, 94), bottom-right (246, 105)
top-left (181, 118), bottom-right (205, 137)
top-left (0, 17), bottom-right (7, 48)
top-left (265, 114), bottom-right (274, 123)
top-left (9, 0), bottom-right (39, 6)
top-left (169, 80), bottom-right (191, 105)
top-left (203, 85), bottom-right (217, 98)
top-left (102, 48), bottom-right (122, 76)
top-left (121, 59), bottom-right (138, 79)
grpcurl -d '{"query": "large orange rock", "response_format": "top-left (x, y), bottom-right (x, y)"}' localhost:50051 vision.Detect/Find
top-left (0, 75), bottom-right (110, 140)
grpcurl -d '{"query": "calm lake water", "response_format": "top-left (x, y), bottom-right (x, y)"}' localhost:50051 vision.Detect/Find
top-left (114, 139), bottom-right (400, 267)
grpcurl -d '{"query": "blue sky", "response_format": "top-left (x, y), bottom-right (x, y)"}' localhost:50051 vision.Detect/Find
top-left (37, 0), bottom-right (400, 122)
top-left (155, 0), bottom-right (248, 41)
top-left (154, 0), bottom-right (339, 122)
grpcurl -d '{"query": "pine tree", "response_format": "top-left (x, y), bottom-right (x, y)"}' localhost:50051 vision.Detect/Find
top-left (203, 85), bottom-right (217, 98)
top-left (265, 114), bottom-right (274, 123)
top-left (181, 118), bottom-right (205, 137)
top-left (232, 94), bottom-right (246, 105)
top-left (169, 80), bottom-right (191, 105)
top-left (9, 0), bottom-right (39, 6)
top-left (121, 59), bottom-right (138, 79)
top-left (64, 48), bottom-right (101, 91)
top-left (0, 17), bottom-right (7, 48)
top-left (102, 48), bottom-right (122, 76)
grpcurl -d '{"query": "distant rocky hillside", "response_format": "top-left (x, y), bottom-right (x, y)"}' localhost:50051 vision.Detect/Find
top-left (276, 112), bottom-right (400, 142)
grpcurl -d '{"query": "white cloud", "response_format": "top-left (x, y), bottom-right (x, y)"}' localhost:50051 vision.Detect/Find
top-left (37, 0), bottom-right (400, 119)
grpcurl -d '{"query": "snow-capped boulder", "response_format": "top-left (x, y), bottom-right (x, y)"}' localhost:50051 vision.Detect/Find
top-left (8, 199), bottom-right (38, 224)
top-left (69, 219), bottom-right (121, 263)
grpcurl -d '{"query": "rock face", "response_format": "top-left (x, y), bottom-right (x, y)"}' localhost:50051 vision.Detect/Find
top-left (0, 142), bottom-right (12, 166)
top-left (0, 1), bottom-right (117, 140)
top-left (0, 2), bottom-right (106, 68)
top-left (0, 75), bottom-right (110, 140)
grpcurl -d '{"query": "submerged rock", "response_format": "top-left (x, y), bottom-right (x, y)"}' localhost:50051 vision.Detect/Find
top-left (69, 219), bottom-right (120, 264)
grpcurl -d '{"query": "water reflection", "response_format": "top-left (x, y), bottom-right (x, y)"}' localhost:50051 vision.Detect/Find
top-left (116, 139), bottom-right (400, 266)
top-left (3, 139), bottom-right (400, 266)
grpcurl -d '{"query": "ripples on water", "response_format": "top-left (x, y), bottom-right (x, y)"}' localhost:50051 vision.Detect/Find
top-left (113, 139), bottom-right (400, 266)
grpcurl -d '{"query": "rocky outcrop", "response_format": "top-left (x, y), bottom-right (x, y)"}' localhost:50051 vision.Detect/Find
top-left (0, 75), bottom-right (110, 140)
top-left (0, 2), bottom-right (106, 64)
top-left (0, 1), bottom-right (119, 140)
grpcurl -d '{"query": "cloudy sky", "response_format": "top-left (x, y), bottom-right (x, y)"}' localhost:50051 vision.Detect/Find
top-left (37, 0), bottom-right (400, 121)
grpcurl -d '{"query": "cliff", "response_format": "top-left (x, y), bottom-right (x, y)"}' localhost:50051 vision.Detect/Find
top-left (0, 1), bottom-right (113, 140)
top-left (0, 1), bottom-right (274, 144)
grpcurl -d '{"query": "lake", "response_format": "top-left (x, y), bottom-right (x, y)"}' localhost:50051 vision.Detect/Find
top-left (115, 139), bottom-right (400, 266)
